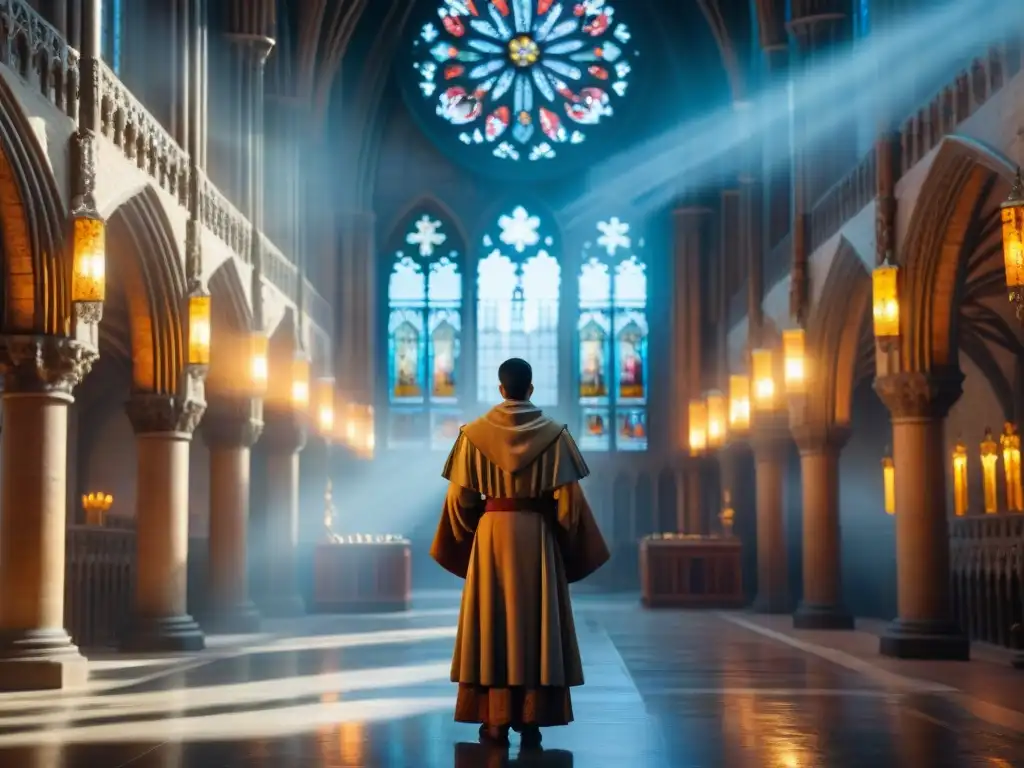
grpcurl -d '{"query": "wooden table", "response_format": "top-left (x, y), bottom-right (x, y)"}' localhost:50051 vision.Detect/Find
top-left (312, 537), bottom-right (412, 613)
top-left (639, 534), bottom-right (744, 609)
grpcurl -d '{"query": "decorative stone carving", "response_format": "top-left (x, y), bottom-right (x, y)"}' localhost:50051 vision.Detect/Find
top-left (873, 370), bottom-right (964, 420)
top-left (69, 130), bottom-right (99, 214)
top-left (126, 371), bottom-right (207, 435)
top-left (202, 397), bottom-right (263, 449)
top-left (790, 421), bottom-right (850, 455)
top-left (0, 335), bottom-right (97, 396)
top-left (261, 410), bottom-right (307, 455)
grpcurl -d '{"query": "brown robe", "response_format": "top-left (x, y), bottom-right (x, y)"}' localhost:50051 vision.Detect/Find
top-left (430, 400), bottom-right (610, 728)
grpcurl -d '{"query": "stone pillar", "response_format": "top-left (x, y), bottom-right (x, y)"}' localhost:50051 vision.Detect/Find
top-left (751, 413), bottom-right (791, 613)
top-left (201, 401), bottom-right (262, 633)
top-left (123, 391), bottom-right (206, 652)
top-left (336, 211), bottom-right (377, 404)
top-left (0, 336), bottom-right (95, 691)
top-left (874, 372), bottom-right (968, 659)
top-left (257, 412), bottom-right (307, 617)
top-left (792, 426), bottom-right (854, 629)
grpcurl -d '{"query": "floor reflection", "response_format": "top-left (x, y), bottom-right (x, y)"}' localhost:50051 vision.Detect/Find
top-left (453, 743), bottom-right (574, 767)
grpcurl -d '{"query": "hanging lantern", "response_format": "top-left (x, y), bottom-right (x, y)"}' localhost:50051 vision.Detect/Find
top-left (186, 289), bottom-right (211, 367)
top-left (688, 398), bottom-right (708, 456)
top-left (952, 439), bottom-right (969, 517)
top-left (71, 211), bottom-right (106, 304)
top-left (782, 328), bottom-right (807, 394)
top-left (291, 355), bottom-right (310, 410)
top-left (1001, 168), bottom-right (1024, 316)
top-left (980, 427), bottom-right (999, 514)
top-left (881, 449), bottom-right (895, 516)
top-left (728, 374), bottom-right (751, 432)
top-left (250, 333), bottom-right (269, 394)
top-left (872, 253), bottom-right (900, 346)
top-left (706, 390), bottom-right (727, 449)
top-left (1001, 422), bottom-right (1023, 512)
top-left (315, 377), bottom-right (336, 435)
top-left (751, 348), bottom-right (776, 411)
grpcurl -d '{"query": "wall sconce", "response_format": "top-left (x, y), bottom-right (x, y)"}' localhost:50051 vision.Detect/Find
top-left (250, 333), bottom-right (269, 394)
top-left (1002, 422), bottom-right (1022, 512)
top-left (782, 328), bottom-right (806, 394)
top-left (706, 390), bottom-right (726, 449)
top-left (881, 448), bottom-right (895, 515)
top-left (315, 377), bottom-right (336, 436)
top-left (751, 348), bottom-right (776, 411)
top-left (980, 427), bottom-right (999, 514)
top-left (952, 438), bottom-right (969, 517)
top-left (728, 374), bottom-right (751, 432)
top-left (872, 252), bottom-right (900, 348)
top-left (1001, 168), bottom-right (1024, 318)
top-left (82, 492), bottom-right (113, 526)
top-left (291, 355), bottom-right (310, 410)
top-left (71, 212), bottom-right (106, 305)
top-left (186, 289), bottom-right (211, 368)
top-left (688, 398), bottom-right (708, 456)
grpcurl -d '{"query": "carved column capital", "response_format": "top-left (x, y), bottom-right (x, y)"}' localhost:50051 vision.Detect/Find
top-left (750, 411), bottom-right (792, 459)
top-left (873, 370), bottom-right (963, 421)
top-left (202, 397), bottom-right (263, 449)
top-left (0, 335), bottom-right (97, 397)
top-left (127, 373), bottom-right (207, 436)
top-left (790, 422), bottom-right (850, 455)
top-left (262, 411), bottom-right (307, 455)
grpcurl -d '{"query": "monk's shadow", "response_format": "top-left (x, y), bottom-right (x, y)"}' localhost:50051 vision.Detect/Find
top-left (453, 742), bottom-right (574, 767)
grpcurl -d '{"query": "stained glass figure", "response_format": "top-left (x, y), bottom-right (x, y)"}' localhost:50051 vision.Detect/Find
top-left (578, 216), bottom-right (648, 450)
top-left (386, 211), bottom-right (465, 447)
top-left (477, 204), bottom-right (560, 405)
top-left (412, 0), bottom-right (637, 164)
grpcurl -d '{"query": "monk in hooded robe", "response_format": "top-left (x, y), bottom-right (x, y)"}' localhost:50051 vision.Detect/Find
top-left (430, 357), bottom-right (610, 748)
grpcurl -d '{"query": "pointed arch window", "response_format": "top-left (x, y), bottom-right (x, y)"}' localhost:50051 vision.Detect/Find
top-left (386, 211), bottom-right (464, 449)
top-left (477, 204), bottom-right (561, 406)
top-left (577, 216), bottom-right (648, 451)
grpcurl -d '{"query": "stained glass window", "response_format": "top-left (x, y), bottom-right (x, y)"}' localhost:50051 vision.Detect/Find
top-left (387, 212), bottom-right (464, 449)
top-left (578, 216), bottom-right (647, 451)
top-left (477, 205), bottom-right (561, 405)
top-left (411, 0), bottom-right (637, 164)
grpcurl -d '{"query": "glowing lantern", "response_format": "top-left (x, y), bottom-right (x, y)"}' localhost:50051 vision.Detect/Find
top-left (291, 355), bottom-right (310, 409)
top-left (250, 333), bottom-right (269, 394)
top-left (186, 291), bottom-right (211, 367)
top-left (315, 378), bottom-right (336, 435)
top-left (980, 427), bottom-right (999, 514)
top-left (71, 212), bottom-right (106, 304)
top-left (782, 328), bottom-right (806, 394)
top-left (881, 449), bottom-right (895, 516)
top-left (728, 375), bottom-right (751, 432)
top-left (1001, 168), bottom-right (1024, 315)
top-left (952, 439), bottom-right (969, 517)
top-left (1002, 422), bottom-right (1023, 512)
top-left (688, 399), bottom-right (708, 455)
top-left (872, 253), bottom-right (900, 346)
top-left (706, 390), bottom-right (727, 449)
top-left (751, 348), bottom-right (776, 411)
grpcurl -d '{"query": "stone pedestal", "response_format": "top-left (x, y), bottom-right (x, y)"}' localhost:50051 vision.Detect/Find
top-left (123, 389), bottom-right (206, 652)
top-left (0, 336), bottom-right (95, 690)
top-left (751, 412), bottom-right (791, 614)
top-left (874, 372), bottom-right (969, 660)
top-left (312, 540), bottom-right (412, 613)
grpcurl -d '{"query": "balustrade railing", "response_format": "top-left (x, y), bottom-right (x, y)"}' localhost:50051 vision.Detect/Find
top-left (197, 169), bottom-right (252, 266)
top-left (0, 0), bottom-right (79, 119)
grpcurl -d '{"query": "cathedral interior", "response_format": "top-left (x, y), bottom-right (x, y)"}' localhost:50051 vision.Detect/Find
top-left (0, 0), bottom-right (1023, 765)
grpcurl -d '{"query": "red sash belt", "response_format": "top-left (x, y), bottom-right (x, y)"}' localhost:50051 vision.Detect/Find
top-left (484, 496), bottom-right (556, 514)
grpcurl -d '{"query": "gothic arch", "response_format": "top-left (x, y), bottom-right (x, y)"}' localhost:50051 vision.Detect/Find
top-left (0, 77), bottom-right (68, 334)
top-left (899, 135), bottom-right (1016, 372)
top-left (105, 186), bottom-right (188, 394)
top-left (209, 257), bottom-right (252, 333)
top-left (384, 195), bottom-right (470, 256)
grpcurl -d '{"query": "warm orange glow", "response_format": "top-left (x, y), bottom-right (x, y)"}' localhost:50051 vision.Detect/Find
top-left (751, 349), bottom-right (775, 411)
top-left (1001, 422), bottom-right (1022, 512)
top-left (872, 258), bottom-right (900, 342)
top-left (72, 214), bottom-right (106, 303)
top-left (728, 375), bottom-right (751, 431)
top-left (344, 404), bottom-right (376, 458)
top-left (952, 439), bottom-right (969, 517)
top-left (81, 492), bottom-right (113, 526)
top-left (782, 328), bottom-right (806, 393)
top-left (688, 399), bottom-right (708, 455)
top-left (881, 453), bottom-right (895, 515)
top-left (1002, 170), bottom-right (1024, 290)
top-left (187, 293), bottom-right (211, 366)
top-left (250, 334), bottom-right (268, 394)
top-left (981, 427), bottom-right (999, 514)
top-left (315, 378), bottom-right (336, 435)
top-left (706, 390), bottom-right (726, 449)
top-left (291, 356), bottom-right (310, 409)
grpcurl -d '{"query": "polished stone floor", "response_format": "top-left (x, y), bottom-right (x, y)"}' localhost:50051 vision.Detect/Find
top-left (1, 592), bottom-right (1024, 767)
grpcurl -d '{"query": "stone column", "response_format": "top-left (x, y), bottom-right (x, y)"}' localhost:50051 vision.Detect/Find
top-left (201, 400), bottom-right (262, 633)
top-left (336, 211), bottom-right (377, 405)
top-left (874, 371), bottom-right (968, 659)
top-left (792, 425), bottom-right (854, 629)
top-left (122, 390), bottom-right (206, 652)
top-left (0, 336), bottom-right (95, 691)
top-left (258, 412), bottom-right (307, 617)
top-left (751, 413), bottom-right (791, 613)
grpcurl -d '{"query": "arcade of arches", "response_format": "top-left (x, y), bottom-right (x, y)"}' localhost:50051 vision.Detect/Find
top-left (0, 0), bottom-right (1022, 765)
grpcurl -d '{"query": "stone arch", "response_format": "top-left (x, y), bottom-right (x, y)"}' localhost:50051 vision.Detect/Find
top-left (806, 237), bottom-right (872, 426)
top-left (899, 135), bottom-right (1016, 372)
top-left (105, 186), bottom-right (188, 393)
top-left (209, 258), bottom-right (252, 333)
top-left (0, 77), bottom-right (68, 333)
top-left (383, 194), bottom-right (471, 258)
